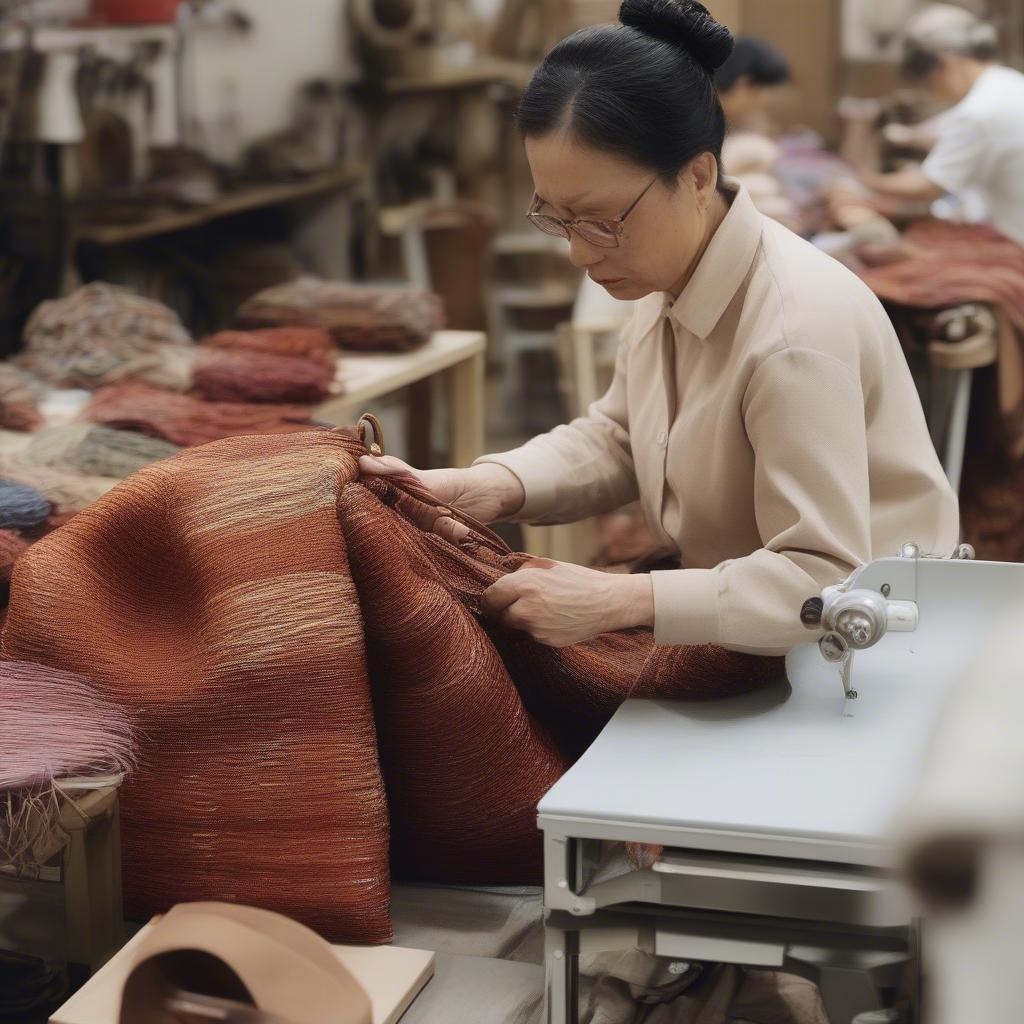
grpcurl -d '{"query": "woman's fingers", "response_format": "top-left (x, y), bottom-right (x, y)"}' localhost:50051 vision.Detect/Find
top-left (479, 574), bottom-right (521, 616)
top-left (433, 515), bottom-right (470, 545)
top-left (358, 454), bottom-right (423, 484)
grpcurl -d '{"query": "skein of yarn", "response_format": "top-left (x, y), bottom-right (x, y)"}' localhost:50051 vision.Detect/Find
top-left (25, 425), bottom-right (181, 480)
top-left (84, 384), bottom-right (315, 447)
top-left (192, 348), bottom-right (336, 404)
top-left (0, 530), bottom-right (28, 584)
top-left (0, 481), bottom-right (52, 530)
top-left (0, 366), bottom-right (46, 433)
top-left (19, 283), bottom-right (193, 390)
top-left (202, 327), bottom-right (339, 367)
top-left (0, 459), bottom-right (118, 515)
top-left (236, 278), bottom-right (444, 352)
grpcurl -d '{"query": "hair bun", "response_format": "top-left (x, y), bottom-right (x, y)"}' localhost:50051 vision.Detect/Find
top-left (618, 0), bottom-right (734, 73)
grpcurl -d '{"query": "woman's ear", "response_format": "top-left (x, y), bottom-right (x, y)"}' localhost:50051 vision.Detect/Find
top-left (686, 153), bottom-right (719, 207)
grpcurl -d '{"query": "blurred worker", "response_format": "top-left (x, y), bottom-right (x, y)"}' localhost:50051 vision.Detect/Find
top-left (852, 4), bottom-right (1024, 246)
top-left (715, 36), bottom-right (791, 129)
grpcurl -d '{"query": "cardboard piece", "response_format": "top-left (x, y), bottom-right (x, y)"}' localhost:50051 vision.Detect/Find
top-left (51, 915), bottom-right (434, 1024)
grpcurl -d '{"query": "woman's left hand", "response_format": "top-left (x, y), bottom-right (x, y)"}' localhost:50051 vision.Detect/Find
top-left (480, 559), bottom-right (655, 647)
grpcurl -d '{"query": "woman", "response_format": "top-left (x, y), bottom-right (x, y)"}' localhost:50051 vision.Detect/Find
top-left (848, 3), bottom-right (1024, 246)
top-left (364, 0), bottom-right (959, 656)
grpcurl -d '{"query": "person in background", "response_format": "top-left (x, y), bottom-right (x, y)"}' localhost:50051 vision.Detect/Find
top-left (715, 36), bottom-right (791, 129)
top-left (842, 3), bottom-right (1024, 247)
top-left (717, 38), bottom-right (803, 235)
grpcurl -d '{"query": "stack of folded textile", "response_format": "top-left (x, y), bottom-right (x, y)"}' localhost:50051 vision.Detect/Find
top-left (236, 278), bottom-right (445, 352)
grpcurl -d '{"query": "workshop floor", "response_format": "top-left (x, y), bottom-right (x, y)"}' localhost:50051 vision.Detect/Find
top-left (0, 876), bottom-right (546, 1024)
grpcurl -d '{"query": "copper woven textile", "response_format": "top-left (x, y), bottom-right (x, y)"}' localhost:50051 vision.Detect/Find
top-left (1, 430), bottom-right (781, 942)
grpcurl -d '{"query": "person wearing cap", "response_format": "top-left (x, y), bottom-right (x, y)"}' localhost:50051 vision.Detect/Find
top-left (850, 3), bottom-right (1024, 246)
top-left (362, 0), bottom-right (958, 657)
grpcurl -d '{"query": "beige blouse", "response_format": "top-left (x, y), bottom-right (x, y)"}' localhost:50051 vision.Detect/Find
top-left (478, 180), bottom-right (960, 655)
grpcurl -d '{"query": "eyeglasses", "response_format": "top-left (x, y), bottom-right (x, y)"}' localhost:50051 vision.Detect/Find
top-left (526, 176), bottom-right (658, 248)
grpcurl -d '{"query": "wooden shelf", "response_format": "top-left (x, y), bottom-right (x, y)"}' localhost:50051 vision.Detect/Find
top-left (72, 163), bottom-right (369, 247)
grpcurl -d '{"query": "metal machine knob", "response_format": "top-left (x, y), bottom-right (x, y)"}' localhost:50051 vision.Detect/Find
top-left (818, 632), bottom-right (849, 663)
top-left (800, 597), bottom-right (824, 627)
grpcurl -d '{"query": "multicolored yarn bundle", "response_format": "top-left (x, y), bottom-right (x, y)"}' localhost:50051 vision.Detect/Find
top-left (203, 327), bottom-right (339, 367)
top-left (236, 277), bottom-right (444, 352)
top-left (0, 365), bottom-right (46, 433)
top-left (0, 661), bottom-right (135, 874)
top-left (84, 384), bottom-right (315, 447)
top-left (0, 481), bottom-right (52, 530)
top-left (0, 458), bottom-right (117, 516)
top-left (19, 283), bottom-right (193, 390)
top-left (24, 425), bottom-right (180, 480)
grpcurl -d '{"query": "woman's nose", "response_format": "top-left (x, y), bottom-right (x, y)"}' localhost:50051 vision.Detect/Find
top-left (567, 232), bottom-right (604, 269)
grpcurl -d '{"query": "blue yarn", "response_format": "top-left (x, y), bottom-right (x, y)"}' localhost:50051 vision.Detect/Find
top-left (0, 479), bottom-right (52, 530)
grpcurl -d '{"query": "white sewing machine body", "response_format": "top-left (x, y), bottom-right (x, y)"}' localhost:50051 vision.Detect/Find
top-left (538, 553), bottom-right (1024, 1023)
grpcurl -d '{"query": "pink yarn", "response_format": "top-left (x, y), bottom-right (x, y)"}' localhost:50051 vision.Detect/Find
top-left (0, 662), bottom-right (136, 789)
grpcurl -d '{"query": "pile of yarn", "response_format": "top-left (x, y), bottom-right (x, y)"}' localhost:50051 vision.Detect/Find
top-left (0, 285), bottom-right (350, 595)
top-left (0, 481), bottom-right (50, 532)
top-left (0, 365), bottom-right (46, 432)
top-left (191, 347), bottom-right (334, 404)
top-left (24, 424), bottom-right (181, 480)
top-left (236, 277), bottom-right (444, 352)
top-left (84, 384), bottom-right (316, 448)
top-left (0, 457), bottom-right (118, 517)
top-left (19, 283), bottom-right (194, 391)
top-left (19, 284), bottom-right (339, 405)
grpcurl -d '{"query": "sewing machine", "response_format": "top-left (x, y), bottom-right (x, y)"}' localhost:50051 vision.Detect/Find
top-left (538, 546), bottom-right (1024, 1024)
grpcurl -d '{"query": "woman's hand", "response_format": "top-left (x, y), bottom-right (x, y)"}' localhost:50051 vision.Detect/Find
top-left (358, 454), bottom-right (525, 543)
top-left (481, 559), bottom-right (655, 647)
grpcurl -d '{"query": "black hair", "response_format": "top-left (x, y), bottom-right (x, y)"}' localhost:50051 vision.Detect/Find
top-left (900, 42), bottom-right (943, 80)
top-left (515, 0), bottom-right (735, 185)
top-left (715, 37), bottom-right (791, 93)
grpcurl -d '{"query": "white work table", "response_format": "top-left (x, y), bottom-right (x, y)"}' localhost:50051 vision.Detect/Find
top-left (316, 330), bottom-right (486, 467)
top-left (538, 556), bottom-right (1024, 1024)
top-left (538, 643), bottom-right (953, 870)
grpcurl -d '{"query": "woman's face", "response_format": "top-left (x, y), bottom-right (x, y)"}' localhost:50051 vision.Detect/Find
top-left (524, 130), bottom-right (719, 300)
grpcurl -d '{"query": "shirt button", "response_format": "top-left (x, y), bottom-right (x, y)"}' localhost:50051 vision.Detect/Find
top-left (656, 431), bottom-right (667, 447)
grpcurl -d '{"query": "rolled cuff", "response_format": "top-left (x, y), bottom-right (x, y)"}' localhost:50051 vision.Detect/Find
top-left (651, 567), bottom-right (722, 646)
top-left (473, 450), bottom-right (560, 524)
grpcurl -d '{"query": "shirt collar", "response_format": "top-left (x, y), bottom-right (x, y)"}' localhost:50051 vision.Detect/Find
top-left (633, 178), bottom-right (763, 342)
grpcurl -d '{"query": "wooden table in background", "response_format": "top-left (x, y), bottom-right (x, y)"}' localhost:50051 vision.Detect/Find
top-left (316, 330), bottom-right (487, 468)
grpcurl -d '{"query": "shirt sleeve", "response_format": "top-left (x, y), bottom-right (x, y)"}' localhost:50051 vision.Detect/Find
top-left (473, 323), bottom-right (640, 525)
top-left (650, 347), bottom-right (873, 655)
top-left (922, 114), bottom-right (986, 197)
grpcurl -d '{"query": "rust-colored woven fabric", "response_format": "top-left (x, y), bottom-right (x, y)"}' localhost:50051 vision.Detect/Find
top-left (1, 429), bottom-right (781, 942)
top-left (84, 384), bottom-right (315, 447)
top-left (858, 220), bottom-right (1024, 333)
top-left (858, 220), bottom-right (1024, 561)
